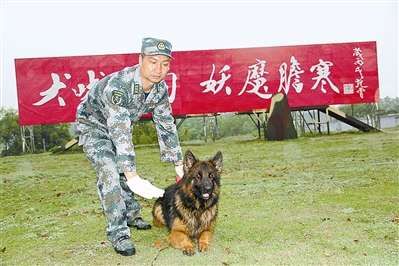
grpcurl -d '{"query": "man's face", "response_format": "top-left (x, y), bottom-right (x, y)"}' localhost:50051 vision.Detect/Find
top-left (139, 54), bottom-right (171, 84)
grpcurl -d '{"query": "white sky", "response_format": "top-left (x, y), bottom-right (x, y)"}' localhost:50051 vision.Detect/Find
top-left (1, 0), bottom-right (398, 109)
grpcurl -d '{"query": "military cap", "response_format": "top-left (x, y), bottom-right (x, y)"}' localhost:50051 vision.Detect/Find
top-left (141, 37), bottom-right (173, 58)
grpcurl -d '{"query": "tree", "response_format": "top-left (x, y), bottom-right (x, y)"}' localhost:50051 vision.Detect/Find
top-left (339, 97), bottom-right (399, 117)
top-left (132, 121), bottom-right (158, 145)
top-left (176, 114), bottom-right (257, 141)
top-left (0, 109), bottom-right (22, 156)
top-left (217, 115), bottom-right (255, 138)
top-left (378, 97), bottom-right (399, 114)
top-left (34, 124), bottom-right (71, 152)
top-left (0, 108), bottom-right (71, 156)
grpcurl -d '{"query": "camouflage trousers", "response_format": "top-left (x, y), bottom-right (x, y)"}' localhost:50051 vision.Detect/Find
top-left (80, 129), bottom-right (141, 244)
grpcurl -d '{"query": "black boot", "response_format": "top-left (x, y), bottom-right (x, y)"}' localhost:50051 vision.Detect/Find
top-left (127, 217), bottom-right (152, 230)
top-left (113, 235), bottom-right (136, 256)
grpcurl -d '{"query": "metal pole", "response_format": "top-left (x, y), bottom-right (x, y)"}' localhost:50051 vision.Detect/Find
top-left (317, 110), bottom-right (321, 134)
top-left (214, 115), bottom-right (219, 140)
top-left (21, 126), bottom-right (26, 153)
top-left (327, 120), bottom-right (330, 134)
top-left (203, 116), bottom-right (207, 143)
top-left (29, 126), bottom-right (35, 153)
top-left (313, 110), bottom-right (317, 132)
top-left (263, 113), bottom-right (267, 140)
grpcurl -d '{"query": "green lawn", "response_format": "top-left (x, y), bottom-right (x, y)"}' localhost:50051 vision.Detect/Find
top-left (1, 129), bottom-right (398, 265)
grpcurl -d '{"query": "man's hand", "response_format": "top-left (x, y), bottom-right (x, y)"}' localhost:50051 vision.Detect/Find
top-left (125, 171), bottom-right (164, 199)
top-left (174, 161), bottom-right (184, 183)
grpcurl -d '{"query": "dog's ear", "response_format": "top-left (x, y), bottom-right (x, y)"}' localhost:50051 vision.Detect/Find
top-left (211, 151), bottom-right (223, 173)
top-left (183, 150), bottom-right (197, 173)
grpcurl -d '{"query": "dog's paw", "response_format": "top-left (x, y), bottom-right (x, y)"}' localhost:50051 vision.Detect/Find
top-left (199, 241), bottom-right (209, 252)
top-left (182, 247), bottom-right (195, 256)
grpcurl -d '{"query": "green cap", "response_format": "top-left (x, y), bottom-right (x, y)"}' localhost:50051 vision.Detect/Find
top-left (141, 37), bottom-right (173, 58)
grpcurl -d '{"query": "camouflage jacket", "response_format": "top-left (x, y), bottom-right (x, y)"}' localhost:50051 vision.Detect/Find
top-left (75, 65), bottom-right (182, 172)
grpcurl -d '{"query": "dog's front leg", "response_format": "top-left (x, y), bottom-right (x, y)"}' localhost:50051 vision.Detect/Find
top-left (169, 219), bottom-right (195, 255)
top-left (169, 230), bottom-right (194, 256)
top-left (198, 230), bottom-right (213, 252)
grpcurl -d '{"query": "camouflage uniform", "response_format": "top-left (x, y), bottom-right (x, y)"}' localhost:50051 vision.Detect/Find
top-left (75, 64), bottom-right (182, 245)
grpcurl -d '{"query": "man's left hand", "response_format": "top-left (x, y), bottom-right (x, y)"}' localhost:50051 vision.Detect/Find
top-left (125, 172), bottom-right (164, 199)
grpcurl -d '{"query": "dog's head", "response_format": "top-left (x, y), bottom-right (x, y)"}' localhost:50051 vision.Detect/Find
top-left (182, 150), bottom-right (223, 200)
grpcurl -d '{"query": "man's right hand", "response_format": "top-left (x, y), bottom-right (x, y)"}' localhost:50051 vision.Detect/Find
top-left (125, 172), bottom-right (164, 199)
top-left (174, 161), bottom-right (184, 183)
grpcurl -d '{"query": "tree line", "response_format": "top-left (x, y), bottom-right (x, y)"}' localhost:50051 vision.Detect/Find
top-left (1, 97), bottom-right (398, 156)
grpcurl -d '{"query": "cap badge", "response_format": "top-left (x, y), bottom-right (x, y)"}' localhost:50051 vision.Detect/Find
top-left (157, 42), bottom-right (166, 50)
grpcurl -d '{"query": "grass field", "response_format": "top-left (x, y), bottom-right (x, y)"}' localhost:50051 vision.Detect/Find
top-left (1, 129), bottom-right (398, 265)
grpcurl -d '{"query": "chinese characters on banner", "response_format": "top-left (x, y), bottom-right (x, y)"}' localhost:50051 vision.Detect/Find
top-left (32, 70), bottom-right (106, 107)
top-left (15, 41), bottom-right (379, 125)
top-left (352, 48), bottom-right (368, 99)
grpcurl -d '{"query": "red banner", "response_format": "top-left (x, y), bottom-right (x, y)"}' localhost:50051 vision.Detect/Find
top-left (15, 41), bottom-right (379, 126)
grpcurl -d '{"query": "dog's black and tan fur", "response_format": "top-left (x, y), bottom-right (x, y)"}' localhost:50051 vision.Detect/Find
top-left (152, 150), bottom-right (223, 255)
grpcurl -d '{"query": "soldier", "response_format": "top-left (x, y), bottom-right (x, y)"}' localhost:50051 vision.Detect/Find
top-left (74, 37), bottom-right (184, 256)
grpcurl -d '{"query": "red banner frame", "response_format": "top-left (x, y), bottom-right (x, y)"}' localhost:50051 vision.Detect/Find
top-left (15, 41), bottom-right (379, 125)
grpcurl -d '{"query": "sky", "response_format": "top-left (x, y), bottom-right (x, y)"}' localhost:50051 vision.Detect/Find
top-left (1, 0), bottom-right (398, 110)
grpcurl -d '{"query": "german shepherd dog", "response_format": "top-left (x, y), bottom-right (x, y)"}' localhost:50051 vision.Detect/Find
top-left (152, 150), bottom-right (223, 255)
